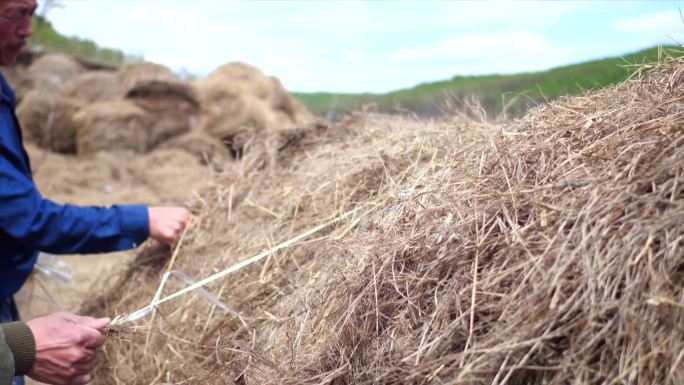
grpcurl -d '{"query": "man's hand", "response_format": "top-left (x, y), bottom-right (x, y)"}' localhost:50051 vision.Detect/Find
top-left (148, 206), bottom-right (190, 245)
top-left (26, 312), bottom-right (110, 385)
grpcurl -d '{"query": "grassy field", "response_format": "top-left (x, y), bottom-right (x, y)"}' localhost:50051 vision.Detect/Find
top-left (294, 46), bottom-right (682, 119)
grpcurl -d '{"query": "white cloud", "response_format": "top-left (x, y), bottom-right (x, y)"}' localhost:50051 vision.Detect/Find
top-left (612, 10), bottom-right (683, 33)
top-left (610, 9), bottom-right (684, 49)
top-left (390, 31), bottom-right (575, 70)
top-left (421, 1), bottom-right (592, 30)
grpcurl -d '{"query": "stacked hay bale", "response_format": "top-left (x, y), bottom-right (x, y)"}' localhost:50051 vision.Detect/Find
top-left (88, 56), bottom-right (683, 385)
top-left (73, 100), bottom-right (149, 155)
top-left (13, 57), bottom-right (312, 163)
top-left (194, 62), bottom-right (313, 154)
top-left (125, 79), bottom-right (199, 149)
top-left (22, 52), bottom-right (85, 94)
top-left (62, 71), bottom-right (125, 103)
top-left (16, 90), bottom-right (82, 153)
top-left (118, 61), bottom-right (178, 90)
top-left (12, 53), bottom-right (86, 152)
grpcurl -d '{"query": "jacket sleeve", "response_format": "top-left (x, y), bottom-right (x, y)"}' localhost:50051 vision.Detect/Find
top-left (0, 326), bottom-right (14, 385)
top-left (0, 142), bottom-right (149, 254)
top-left (0, 322), bottom-right (34, 377)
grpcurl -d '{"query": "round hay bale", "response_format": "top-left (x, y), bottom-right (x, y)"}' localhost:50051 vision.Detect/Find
top-left (118, 62), bottom-right (178, 91)
top-left (16, 90), bottom-right (83, 153)
top-left (206, 62), bottom-right (273, 99)
top-left (195, 62), bottom-right (315, 148)
top-left (268, 77), bottom-right (315, 125)
top-left (268, 76), bottom-right (296, 118)
top-left (73, 100), bottom-right (149, 155)
top-left (244, 97), bottom-right (279, 131)
top-left (194, 77), bottom-right (249, 139)
top-left (126, 79), bottom-right (199, 148)
top-left (27, 53), bottom-right (84, 90)
top-left (62, 71), bottom-right (125, 103)
top-left (158, 131), bottom-right (230, 164)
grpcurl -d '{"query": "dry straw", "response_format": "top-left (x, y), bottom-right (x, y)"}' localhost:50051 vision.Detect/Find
top-left (87, 54), bottom-right (683, 384)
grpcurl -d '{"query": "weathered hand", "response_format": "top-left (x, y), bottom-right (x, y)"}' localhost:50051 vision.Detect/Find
top-left (26, 312), bottom-right (110, 385)
top-left (148, 206), bottom-right (191, 245)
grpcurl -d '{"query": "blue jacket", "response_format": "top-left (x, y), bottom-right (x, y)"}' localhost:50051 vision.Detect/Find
top-left (0, 72), bottom-right (149, 298)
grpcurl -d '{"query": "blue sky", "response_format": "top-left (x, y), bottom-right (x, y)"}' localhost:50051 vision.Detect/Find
top-left (45, 1), bottom-right (684, 93)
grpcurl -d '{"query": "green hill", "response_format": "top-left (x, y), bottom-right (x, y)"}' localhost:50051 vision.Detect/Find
top-left (294, 46), bottom-right (682, 119)
top-left (28, 16), bottom-right (140, 68)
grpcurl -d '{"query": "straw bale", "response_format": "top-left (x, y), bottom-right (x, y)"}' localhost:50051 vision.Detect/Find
top-left (195, 63), bottom-right (311, 145)
top-left (193, 77), bottom-right (249, 138)
top-left (206, 62), bottom-right (273, 99)
top-left (26, 52), bottom-right (84, 91)
top-left (268, 76), bottom-right (294, 113)
top-left (126, 79), bottom-right (199, 148)
top-left (16, 89), bottom-right (83, 153)
top-left (88, 55), bottom-right (684, 385)
top-left (158, 131), bottom-right (230, 164)
top-left (74, 100), bottom-right (150, 155)
top-left (62, 71), bottom-right (125, 103)
top-left (118, 61), bottom-right (178, 91)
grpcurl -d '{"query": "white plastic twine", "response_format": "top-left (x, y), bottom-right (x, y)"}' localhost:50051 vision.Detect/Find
top-left (112, 207), bottom-right (361, 325)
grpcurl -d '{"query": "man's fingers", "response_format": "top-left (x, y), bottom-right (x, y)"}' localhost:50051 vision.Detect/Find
top-left (149, 206), bottom-right (191, 245)
top-left (73, 348), bottom-right (96, 365)
top-left (69, 373), bottom-right (93, 385)
top-left (70, 363), bottom-right (94, 376)
top-left (78, 326), bottom-right (105, 349)
top-left (67, 313), bottom-right (110, 330)
top-left (81, 317), bottom-right (111, 331)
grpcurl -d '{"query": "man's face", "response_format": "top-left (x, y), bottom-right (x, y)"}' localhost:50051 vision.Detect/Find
top-left (0, 0), bottom-right (35, 66)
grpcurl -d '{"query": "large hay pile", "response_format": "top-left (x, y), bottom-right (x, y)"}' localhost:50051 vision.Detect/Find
top-left (86, 57), bottom-right (683, 384)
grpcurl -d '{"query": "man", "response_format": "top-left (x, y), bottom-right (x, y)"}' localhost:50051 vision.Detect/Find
top-left (0, 0), bottom-right (191, 384)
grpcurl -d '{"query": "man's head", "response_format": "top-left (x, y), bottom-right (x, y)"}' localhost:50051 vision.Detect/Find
top-left (0, 0), bottom-right (35, 66)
